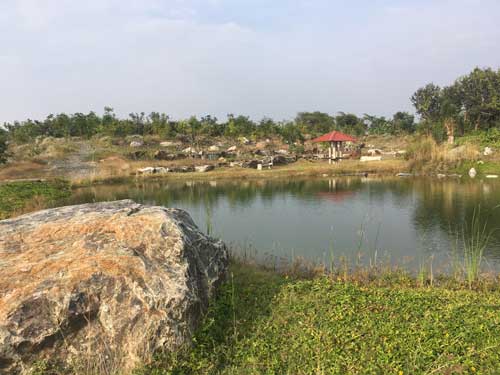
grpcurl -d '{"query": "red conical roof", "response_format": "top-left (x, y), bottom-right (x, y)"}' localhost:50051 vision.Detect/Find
top-left (312, 130), bottom-right (357, 143)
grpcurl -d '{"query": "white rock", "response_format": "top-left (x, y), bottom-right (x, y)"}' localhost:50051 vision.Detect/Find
top-left (208, 145), bottom-right (220, 152)
top-left (484, 147), bottom-right (494, 156)
top-left (137, 167), bottom-right (155, 174)
top-left (276, 149), bottom-right (289, 155)
top-left (130, 141), bottom-right (143, 148)
top-left (195, 165), bottom-right (215, 173)
top-left (469, 168), bottom-right (477, 178)
top-left (160, 141), bottom-right (180, 147)
top-left (367, 149), bottom-right (382, 156)
top-left (360, 156), bottom-right (382, 162)
top-left (227, 146), bottom-right (237, 152)
top-left (183, 147), bottom-right (197, 154)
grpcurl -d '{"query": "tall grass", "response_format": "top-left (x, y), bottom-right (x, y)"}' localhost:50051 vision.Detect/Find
top-left (405, 136), bottom-right (479, 172)
top-left (463, 207), bottom-right (492, 288)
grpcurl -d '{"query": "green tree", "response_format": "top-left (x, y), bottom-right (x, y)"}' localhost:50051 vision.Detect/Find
top-left (336, 112), bottom-right (366, 136)
top-left (225, 114), bottom-right (255, 138)
top-left (392, 112), bottom-right (415, 134)
top-left (295, 112), bottom-right (335, 136)
top-left (458, 67), bottom-right (500, 131)
top-left (411, 83), bottom-right (442, 135)
top-left (0, 127), bottom-right (8, 163)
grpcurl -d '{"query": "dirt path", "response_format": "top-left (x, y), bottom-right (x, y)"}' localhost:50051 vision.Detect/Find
top-left (46, 141), bottom-right (97, 179)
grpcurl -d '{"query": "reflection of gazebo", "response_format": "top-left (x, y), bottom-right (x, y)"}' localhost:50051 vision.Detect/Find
top-left (312, 131), bottom-right (357, 164)
top-left (317, 191), bottom-right (355, 203)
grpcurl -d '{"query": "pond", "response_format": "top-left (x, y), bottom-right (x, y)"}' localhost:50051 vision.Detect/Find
top-left (67, 177), bottom-right (500, 273)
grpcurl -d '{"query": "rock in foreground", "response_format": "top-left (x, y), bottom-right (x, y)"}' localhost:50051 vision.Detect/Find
top-left (0, 200), bottom-right (228, 373)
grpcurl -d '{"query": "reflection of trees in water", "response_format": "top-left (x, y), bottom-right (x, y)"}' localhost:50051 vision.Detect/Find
top-left (410, 180), bottom-right (500, 258)
top-left (71, 178), bottom-right (369, 210)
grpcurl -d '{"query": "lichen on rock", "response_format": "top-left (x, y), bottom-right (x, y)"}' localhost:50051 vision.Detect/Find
top-left (0, 200), bottom-right (228, 373)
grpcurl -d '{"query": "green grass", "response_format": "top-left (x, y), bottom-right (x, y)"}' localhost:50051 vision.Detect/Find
top-left (137, 262), bottom-right (500, 375)
top-left (0, 179), bottom-right (71, 219)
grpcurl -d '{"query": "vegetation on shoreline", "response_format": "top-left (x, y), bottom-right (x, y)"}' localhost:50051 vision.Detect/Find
top-left (135, 261), bottom-right (500, 375)
top-left (0, 180), bottom-right (71, 219)
top-left (1, 67), bottom-right (498, 157)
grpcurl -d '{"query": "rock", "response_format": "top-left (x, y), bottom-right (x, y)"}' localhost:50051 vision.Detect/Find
top-left (182, 147), bottom-right (197, 154)
top-left (272, 155), bottom-right (289, 165)
top-left (160, 141), bottom-right (181, 148)
top-left (360, 156), bottom-right (382, 162)
top-left (477, 160), bottom-right (485, 165)
top-left (208, 145), bottom-right (220, 152)
top-left (469, 167), bottom-right (477, 178)
top-left (242, 160), bottom-right (260, 169)
top-left (484, 147), bottom-right (493, 156)
top-left (227, 146), bottom-right (237, 152)
top-left (486, 174), bottom-right (499, 179)
top-left (0, 200), bottom-right (228, 373)
top-left (154, 150), bottom-right (179, 161)
top-left (137, 167), bottom-right (155, 174)
top-left (276, 149), bottom-right (289, 155)
top-left (169, 165), bottom-right (195, 173)
top-left (130, 141), bottom-right (143, 148)
top-left (437, 174), bottom-right (446, 179)
top-left (367, 148), bottom-right (382, 156)
top-left (155, 167), bottom-right (169, 174)
top-left (194, 165), bottom-right (215, 173)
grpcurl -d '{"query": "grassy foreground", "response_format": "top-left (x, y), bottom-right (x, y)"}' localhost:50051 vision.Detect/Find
top-left (0, 179), bottom-right (71, 219)
top-left (136, 262), bottom-right (500, 375)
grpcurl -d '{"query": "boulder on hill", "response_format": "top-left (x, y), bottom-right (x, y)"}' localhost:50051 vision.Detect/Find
top-left (0, 200), bottom-right (228, 374)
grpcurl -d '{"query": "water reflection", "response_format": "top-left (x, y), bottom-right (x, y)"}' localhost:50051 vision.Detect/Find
top-left (67, 177), bottom-right (500, 271)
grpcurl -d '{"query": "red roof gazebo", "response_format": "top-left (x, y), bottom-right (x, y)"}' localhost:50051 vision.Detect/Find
top-left (312, 130), bottom-right (357, 164)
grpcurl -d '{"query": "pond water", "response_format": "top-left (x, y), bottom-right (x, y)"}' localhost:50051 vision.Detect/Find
top-left (67, 177), bottom-right (500, 272)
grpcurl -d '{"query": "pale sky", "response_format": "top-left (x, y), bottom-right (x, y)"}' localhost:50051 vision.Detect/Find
top-left (1, 0), bottom-right (499, 123)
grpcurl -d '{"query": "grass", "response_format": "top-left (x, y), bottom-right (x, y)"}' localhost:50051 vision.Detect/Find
top-left (0, 179), bottom-right (71, 219)
top-left (135, 261), bottom-right (500, 375)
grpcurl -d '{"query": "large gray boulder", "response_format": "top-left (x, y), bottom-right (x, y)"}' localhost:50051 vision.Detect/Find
top-left (0, 200), bottom-right (228, 374)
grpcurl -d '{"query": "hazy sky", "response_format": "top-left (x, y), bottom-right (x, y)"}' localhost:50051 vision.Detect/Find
top-left (1, 0), bottom-right (499, 123)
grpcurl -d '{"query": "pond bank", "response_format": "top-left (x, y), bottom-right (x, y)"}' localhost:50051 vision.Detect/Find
top-left (136, 260), bottom-right (500, 374)
top-left (70, 159), bottom-right (408, 187)
top-left (0, 179), bottom-right (71, 219)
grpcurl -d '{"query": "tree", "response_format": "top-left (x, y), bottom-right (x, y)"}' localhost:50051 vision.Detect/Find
top-left (336, 112), bottom-right (366, 136)
top-left (225, 114), bottom-right (255, 138)
top-left (0, 127), bottom-right (8, 163)
top-left (392, 112), bottom-right (415, 134)
top-left (256, 117), bottom-right (278, 138)
top-left (149, 112), bottom-right (172, 138)
top-left (295, 112), bottom-right (335, 136)
top-left (279, 121), bottom-right (304, 145)
top-left (439, 86), bottom-right (462, 143)
top-left (457, 67), bottom-right (500, 131)
top-left (411, 83), bottom-right (441, 135)
top-left (364, 114), bottom-right (391, 135)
